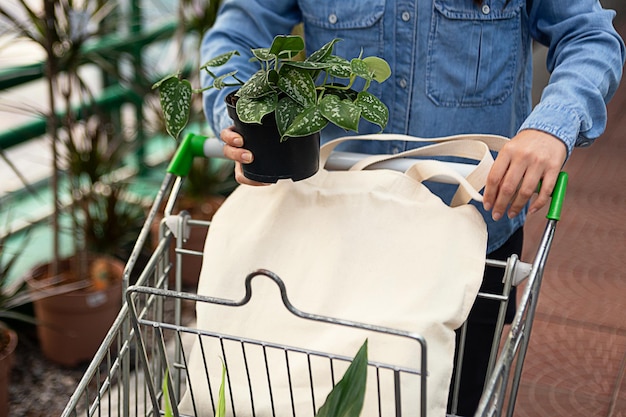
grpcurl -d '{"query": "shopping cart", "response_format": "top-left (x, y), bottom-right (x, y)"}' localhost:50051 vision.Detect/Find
top-left (61, 133), bottom-right (568, 417)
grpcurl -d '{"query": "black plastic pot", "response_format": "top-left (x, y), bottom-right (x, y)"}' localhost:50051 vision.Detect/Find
top-left (226, 92), bottom-right (320, 183)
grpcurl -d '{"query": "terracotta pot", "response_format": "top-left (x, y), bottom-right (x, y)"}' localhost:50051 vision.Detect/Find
top-left (0, 327), bottom-right (17, 417)
top-left (226, 91), bottom-right (320, 183)
top-left (26, 256), bottom-right (123, 367)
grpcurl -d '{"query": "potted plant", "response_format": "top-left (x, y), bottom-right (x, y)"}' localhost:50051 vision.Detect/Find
top-left (0, 221), bottom-right (36, 417)
top-left (0, 0), bottom-right (147, 366)
top-left (154, 34), bottom-right (392, 183)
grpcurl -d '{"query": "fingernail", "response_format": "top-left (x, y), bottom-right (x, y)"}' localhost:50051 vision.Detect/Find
top-left (242, 152), bottom-right (252, 163)
top-left (492, 212), bottom-right (502, 221)
top-left (233, 137), bottom-right (243, 147)
top-left (483, 202), bottom-right (492, 211)
top-left (508, 211), bottom-right (518, 219)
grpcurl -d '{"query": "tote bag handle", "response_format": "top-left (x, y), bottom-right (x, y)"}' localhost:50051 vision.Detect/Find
top-left (320, 133), bottom-right (509, 206)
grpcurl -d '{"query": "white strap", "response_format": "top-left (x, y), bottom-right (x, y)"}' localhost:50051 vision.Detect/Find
top-left (320, 133), bottom-right (509, 206)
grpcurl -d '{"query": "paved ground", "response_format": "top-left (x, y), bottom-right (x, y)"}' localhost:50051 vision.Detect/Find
top-left (513, 12), bottom-right (626, 417)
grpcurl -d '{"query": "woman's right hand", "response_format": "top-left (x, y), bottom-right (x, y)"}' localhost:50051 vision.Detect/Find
top-left (221, 126), bottom-right (268, 186)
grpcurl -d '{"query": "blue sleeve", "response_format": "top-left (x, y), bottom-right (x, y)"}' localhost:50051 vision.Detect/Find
top-left (520, 0), bottom-right (625, 156)
top-left (200, 0), bottom-right (302, 136)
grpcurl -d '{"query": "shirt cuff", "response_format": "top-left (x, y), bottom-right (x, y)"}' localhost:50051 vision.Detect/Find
top-left (518, 101), bottom-right (589, 158)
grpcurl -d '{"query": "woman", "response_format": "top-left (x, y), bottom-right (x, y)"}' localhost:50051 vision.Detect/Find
top-left (200, 1), bottom-right (624, 414)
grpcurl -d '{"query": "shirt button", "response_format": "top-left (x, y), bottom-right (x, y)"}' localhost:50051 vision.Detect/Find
top-left (481, 4), bottom-right (491, 15)
top-left (328, 13), bottom-right (338, 24)
top-left (399, 78), bottom-right (407, 88)
top-left (401, 11), bottom-right (411, 22)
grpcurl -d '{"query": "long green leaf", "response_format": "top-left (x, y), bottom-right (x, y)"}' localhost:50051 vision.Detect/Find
top-left (217, 361), bottom-right (227, 417)
top-left (315, 340), bottom-right (368, 417)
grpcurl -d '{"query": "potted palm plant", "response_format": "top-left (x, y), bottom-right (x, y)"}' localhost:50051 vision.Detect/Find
top-left (154, 34), bottom-right (391, 183)
top-left (0, 0), bottom-right (147, 366)
top-left (0, 220), bottom-right (36, 417)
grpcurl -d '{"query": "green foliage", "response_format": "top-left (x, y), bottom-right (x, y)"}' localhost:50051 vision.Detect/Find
top-left (315, 340), bottom-right (368, 417)
top-left (154, 35), bottom-right (391, 142)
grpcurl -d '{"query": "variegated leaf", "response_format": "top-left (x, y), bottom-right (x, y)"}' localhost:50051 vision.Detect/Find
top-left (350, 58), bottom-right (373, 81)
top-left (236, 95), bottom-right (277, 124)
top-left (158, 77), bottom-right (192, 141)
top-left (307, 38), bottom-right (341, 63)
top-left (237, 70), bottom-right (274, 99)
top-left (355, 91), bottom-right (389, 131)
top-left (200, 50), bottom-right (239, 69)
top-left (325, 56), bottom-right (352, 79)
top-left (276, 96), bottom-right (304, 138)
top-left (283, 105), bottom-right (328, 140)
top-left (278, 66), bottom-right (317, 108)
top-left (319, 94), bottom-right (361, 132)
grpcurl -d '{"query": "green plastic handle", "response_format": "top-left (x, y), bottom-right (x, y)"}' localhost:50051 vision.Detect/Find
top-left (545, 171), bottom-right (568, 221)
top-left (167, 132), bottom-right (208, 177)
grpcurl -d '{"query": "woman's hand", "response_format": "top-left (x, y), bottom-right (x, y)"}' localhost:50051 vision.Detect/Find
top-left (483, 129), bottom-right (567, 220)
top-left (221, 126), bottom-right (268, 186)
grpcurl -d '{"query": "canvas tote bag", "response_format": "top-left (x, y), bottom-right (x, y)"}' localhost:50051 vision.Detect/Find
top-left (179, 134), bottom-right (508, 417)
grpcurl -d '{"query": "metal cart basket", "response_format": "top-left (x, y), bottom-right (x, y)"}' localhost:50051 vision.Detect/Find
top-left (61, 133), bottom-right (568, 417)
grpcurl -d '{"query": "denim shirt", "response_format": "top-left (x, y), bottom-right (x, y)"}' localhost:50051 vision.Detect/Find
top-left (201, 0), bottom-right (625, 253)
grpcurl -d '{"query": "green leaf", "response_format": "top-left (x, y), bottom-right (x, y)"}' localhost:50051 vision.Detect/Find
top-left (236, 95), bottom-right (277, 124)
top-left (324, 56), bottom-right (352, 79)
top-left (251, 47), bottom-right (272, 62)
top-left (350, 58), bottom-right (373, 81)
top-left (307, 38), bottom-right (342, 63)
top-left (212, 70), bottom-right (238, 89)
top-left (157, 77), bottom-right (192, 141)
top-left (269, 35), bottom-right (305, 59)
top-left (362, 56), bottom-right (392, 83)
top-left (152, 73), bottom-right (179, 90)
top-left (315, 340), bottom-right (368, 417)
top-left (278, 66), bottom-right (317, 108)
top-left (319, 94), bottom-right (361, 132)
top-left (163, 370), bottom-right (173, 417)
top-left (283, 60), bottom-right (333, 71)
top-left (237, 70), bottom-right (274, 99)
top-left (217, 361), bottom-right (227, 417)
top-left (355, 91), bottom-right (389, 131)
top-left (200, 50), bottom-right (240, 69)
top-left (276, 96), bottom-right (304, 138)
top-left (283, 105), bottom-right (328, 140)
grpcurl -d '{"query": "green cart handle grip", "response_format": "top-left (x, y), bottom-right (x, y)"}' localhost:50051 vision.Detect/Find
top-left (167, 132), bottom-right (209, 177)
top-left (542, 171), bottom-right (568, 221)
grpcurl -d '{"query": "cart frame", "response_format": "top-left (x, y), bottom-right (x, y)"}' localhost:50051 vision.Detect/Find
top-left (60, 133), bottom-right (567, 417)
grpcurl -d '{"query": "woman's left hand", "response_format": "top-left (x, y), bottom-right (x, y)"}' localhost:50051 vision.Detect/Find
top-left (483, 129), bottom-right (567, 221)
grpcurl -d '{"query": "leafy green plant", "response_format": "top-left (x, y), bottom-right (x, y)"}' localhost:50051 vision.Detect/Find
top-left (162, 340), bottom-right (368, 417)
top-left (154, 35), bottom-right (391, 141)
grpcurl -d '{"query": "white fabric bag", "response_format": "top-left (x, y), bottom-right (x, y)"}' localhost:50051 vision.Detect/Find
top-left (179, 134), bottom-right (508, 417)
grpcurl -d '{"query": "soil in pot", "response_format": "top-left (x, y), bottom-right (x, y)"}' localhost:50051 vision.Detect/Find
top-left (26, 256), bottom-right (124, 367)
top-left (226, 92), bottom-right (320, 183)
top-left (0, 327), bottom-right (17, 417)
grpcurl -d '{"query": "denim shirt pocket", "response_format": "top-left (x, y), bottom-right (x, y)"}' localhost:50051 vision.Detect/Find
top-left (426, 0), bottom-right (523, 107)
top-left (300, 0), bottom-right (386, 61)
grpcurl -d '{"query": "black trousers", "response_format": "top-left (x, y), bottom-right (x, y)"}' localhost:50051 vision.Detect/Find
top-left (447, 227), bottom-right (524, 416)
